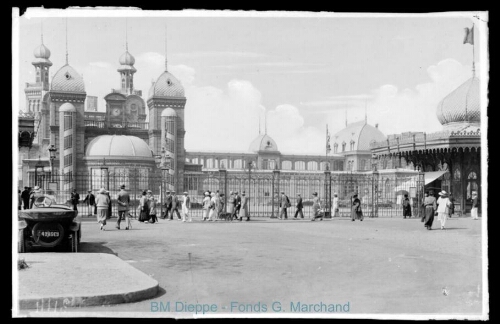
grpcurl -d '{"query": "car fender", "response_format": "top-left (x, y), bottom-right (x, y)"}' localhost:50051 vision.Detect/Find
top-left (69, 220), bottom-right (81, 232)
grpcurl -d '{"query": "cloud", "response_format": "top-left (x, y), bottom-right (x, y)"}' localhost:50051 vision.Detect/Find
top-left (177, 51), bottom-right (269, 59)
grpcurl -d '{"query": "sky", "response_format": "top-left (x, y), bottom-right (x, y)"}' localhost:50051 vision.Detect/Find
top-left (14, 9), bottom-right (488, 155)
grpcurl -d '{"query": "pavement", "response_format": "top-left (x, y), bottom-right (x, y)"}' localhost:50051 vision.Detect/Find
top-left (16, 253), bottom-right (159, 310)
top-left (14, 215), bottom-right (486, 318)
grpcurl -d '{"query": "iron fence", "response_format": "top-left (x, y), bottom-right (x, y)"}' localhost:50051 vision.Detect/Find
top-left (23, 170), bottom-right (427, 219)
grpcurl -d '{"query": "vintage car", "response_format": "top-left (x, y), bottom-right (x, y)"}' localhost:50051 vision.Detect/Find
top-left (18, 195), bottom-right (81, 253)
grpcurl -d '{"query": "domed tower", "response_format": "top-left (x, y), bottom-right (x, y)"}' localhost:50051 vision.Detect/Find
top-left (148, 30), bottom-right (187, 192)
top-left (436, 76), bottom-right (480, 131)
top-left (48, 27), bottom-right (86, 183)
top-left (117, 43), bottom-right (137, 95)
top-left (24, 32), bottom-right (53, 144)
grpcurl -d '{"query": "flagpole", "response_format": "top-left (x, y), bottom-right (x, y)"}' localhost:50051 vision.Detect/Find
top-left (472, 23), bottom-right (475, 77)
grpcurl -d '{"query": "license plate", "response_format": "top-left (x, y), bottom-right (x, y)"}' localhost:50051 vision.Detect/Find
top-left (38, 230), bottom-right (60, 238)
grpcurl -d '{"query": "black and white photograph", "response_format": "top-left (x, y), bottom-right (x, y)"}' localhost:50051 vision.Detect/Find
top-left (12, 8), bottom-right (488, 319)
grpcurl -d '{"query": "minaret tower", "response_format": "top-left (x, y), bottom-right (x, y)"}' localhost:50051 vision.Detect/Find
top-left (117, 21), bottom-right (137, 95)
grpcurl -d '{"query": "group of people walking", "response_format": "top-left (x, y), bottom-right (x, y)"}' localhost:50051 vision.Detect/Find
top-left (201, 190), bottom-right (249, 222)
top-left (421, 190), bottom-right (461, 230)
top-left (95, 184), bottom-right (131, 231)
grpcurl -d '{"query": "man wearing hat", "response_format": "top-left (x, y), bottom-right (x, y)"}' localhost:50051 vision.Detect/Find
top-left (181, 192), bottom-right (191, 222)
top-left (279, 191), bottom-right (290, 220)
top-left (436, 190), bottom-right (451, 230)
top-left (83, 190), bottom-right (96, 216)
top-left (232, 191), bottom-right (242, 220)
top-left (29, 186), bottom-right (43, 209)
top-left (163, 191), bottom-right (172, 219)
top-left (202, 191), bottom-right (211, 221)
top-left (239, 191), bottom-right (249, 221)
top-left (351, 193), bottom-right (363, 222)
top-left (170, 191), bottom-right (181, 220)
top-left (293, 193), bottom-right (304, 219)
top-left (471, 191), bottom-right (479, 220)
top-left (227, 191), bottom-right (235, 217)
top-left (21, 186), bottom-right (31, 210)
top-left (116, 184), bottom-right (131, 230)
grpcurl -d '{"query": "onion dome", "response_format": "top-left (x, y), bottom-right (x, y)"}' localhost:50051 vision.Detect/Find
top-left (119, 51), bottom-right (135, 66)
top-left (32, 43), bottom-right (52, 65)
top-left (51, 65), bottom-right (85, 93)
top-left (436, 77), bottom-right (480, 126)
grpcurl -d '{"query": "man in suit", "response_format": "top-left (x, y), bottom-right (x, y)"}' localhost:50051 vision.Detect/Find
top-left (116, 184), bottom-right (131, 230)
top-left (294, 193), bottom-right (304, 219)
top-left (83, 190), bottom-right (96, 216)
top-left (170, 191), bottom-right (181, 220)
top-left (21, 187), bottom-right (31, 210)
top-left (71, 189), bottom-right (80, 212)
top-left (163, 191), bottom-right (172, 219)
top-left (279, 191), bottom-right (289, 219)
top-left (232, 191), bottom-right (241, 220)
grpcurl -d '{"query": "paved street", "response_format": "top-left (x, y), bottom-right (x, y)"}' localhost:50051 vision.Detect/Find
top-left (22, 215), bottom-right (484, 316)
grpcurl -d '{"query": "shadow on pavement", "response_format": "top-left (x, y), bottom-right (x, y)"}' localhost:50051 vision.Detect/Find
top-left (79, 242), bottom-right (118, 255)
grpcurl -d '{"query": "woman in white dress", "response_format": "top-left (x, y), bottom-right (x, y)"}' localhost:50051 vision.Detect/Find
top-left (202, 192), bottom-right (211, 221)
top-left (208, 192), bottom-right (217, 221)
top-left (436, 190), bottom-right (451, 230)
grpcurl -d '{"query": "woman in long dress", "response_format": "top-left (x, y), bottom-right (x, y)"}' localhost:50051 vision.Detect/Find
top-left (202, 192), bottom-right (211, 221)
top-left (351, 194), bottom-right (363, 221)
top-left (423, 191), bottom-right (437, 230)
top-left (332, 193), bottom-right (339, 218)
top-left (226, 191), bottom-right (235, 216)
top-left (402, 194), bottom-right (412, 219)
top-left (240, 191), bottom-right (249, 221)
top-left (311, 192), bottom-right (323, 221)
top-left (138, 190), bottom-right (150, 222)
top-left (95, 188), bottom-right (110, 230)
top-left (147, 190), bottom-right (158, 224)
top-left (208, 193), bottom-right (217, 221)
top-left (436, 190), bottom-right (451, 230)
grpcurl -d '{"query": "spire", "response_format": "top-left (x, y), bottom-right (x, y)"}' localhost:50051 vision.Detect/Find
top-left (65, 18), bottom-right (68, 65)
top-left (365, 99), bottom-right (368, 124)
top-left (345, 108), bottom-right (348, 127)
top-left (265, 111), bottom-right (267, 134)
top-left (41, 19), bottom-right (43, 44)
top-left (164, 24), bottom-right (168, 72)
top-left (259, 115), bottom-right (261, 135)
top-left (125, 18), bottom-right (128, 52)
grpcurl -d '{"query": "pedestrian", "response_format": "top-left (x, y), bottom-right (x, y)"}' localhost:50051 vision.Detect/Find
top-left (227, 191), bottom-right (235, 216)
top-left (105, 190), bottom-right (112, 219)
top-left (95, 188), bottom-right (110, 231)
top-left (332, 193), bottom-right (339, 218)
top-left (70, 188), bottom-right (80, 212)
top-left (311, 192), bottom-right (323, 221)
top-left (279, 191), bottom-right (290, 220)
top-left (402, 194), bottom-right (412, 219)
top-left (219, 193), bottom-right (225, 218)
top-left (170, 191), bottom-right (182, 220)
top-left (116, 184), bottom-right (131, 230)
top-left (21, 186), bottom-right (30, 210)
top-left (202, 191), bottom-right (211, 221)
top-left (208, 192), bottom-right (217, 221)
top-left (29, 186), bottom-right (43, 209)
top-left (138, 190), bottom-right (150, 223)
top-left (232, 191), bottom-right (241, 220)
top-left (18, 189), bottom-right (22, 210)
top-left (436, 190), bottom-right (451, 230)
top-left (294, 193), bottom-right (304, 219)
top-left (422, 191), bottom-right (437, 230)
top-left (182, 192), bottom-right (191, 222)
top-left (240, 191), bottom-right (249, 221)
top-left (163, 191), bottom-right (172, 219)
top-left (448, 194), bottom-right (455, 218)
top-left (351, 194), bottom-right (363, 221)
top-left (471, 191), bottom-right (479, 220)
top-left (147, 190), bottom-right (158, 224)
top-left (83, 190), bottom-right (96, 216)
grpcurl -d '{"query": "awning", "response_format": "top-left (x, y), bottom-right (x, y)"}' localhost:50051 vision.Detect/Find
top-left (424, 171), bottom-right (448, 185)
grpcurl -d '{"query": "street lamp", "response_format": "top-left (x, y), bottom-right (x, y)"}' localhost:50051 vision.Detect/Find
top-left (34, 156), bottom-right (44, 187)
top-left (371, 153), bottom-right (379, 218)
top-left (48, 144), bottom-right (57, 182)
top-left (271, 164), bottom-right (280, 218)
top-left (219, 161), bottom-right (227, 212)
top-left (247, 160), bottom-right (254, 217)
top-left (324, 164), bottom-right (332, 218)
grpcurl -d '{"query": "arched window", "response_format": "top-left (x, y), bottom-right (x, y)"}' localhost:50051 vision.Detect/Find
top-left (334, 143), bottom-right (338, 153)
top-left (269, 159), bottom-right (276, 170)
top-left (295, 161), bottom-right (305, 171)
top-left (467, 171), bottom-right (478, 200)
top-left (219, 159), bottom-right (228, 169)
top-left (233, 159), bottom-right (242, 169)
top-left (206, 158), bottom-right (214, 169)
top-left (192, 158), bottom-right (198, 164)
top-left (338, 161), bottom-right (344, 171)
top-left (307, 161), bottom-right (318, 171)
top-left (282, 161), bottom-right (292, 170)
top-left (360, 159), bottom-right (366, 171)
top-left (320, 162), bottom-right (329, 171)
top-left (383, 159), bottom-right (388, 169)
top-left (453, 168), bottom-right (461, 180)
top-left (342, 142), bottom-right (346, 152)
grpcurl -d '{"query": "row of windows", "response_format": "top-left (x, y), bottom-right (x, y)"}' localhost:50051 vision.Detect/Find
top-left (187, 158), bottom-right (345, 171)
top-left (333, 141), bottom-right (356, 153)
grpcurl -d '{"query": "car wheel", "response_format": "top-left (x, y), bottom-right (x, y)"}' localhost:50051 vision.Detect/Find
top-left (18, 229), bottom-right (25, 253)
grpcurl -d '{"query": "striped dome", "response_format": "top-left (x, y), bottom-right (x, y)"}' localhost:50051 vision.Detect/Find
top-left (436, 77), bottom-right (480, 125)
top-left (148, 71), bottom-right (185, 99)
top-left (51, 65), bottom-right (85, 93)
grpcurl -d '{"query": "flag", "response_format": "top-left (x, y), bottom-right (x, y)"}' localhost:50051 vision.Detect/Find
top-left (463, 26), bottom-right (474, 45)
top-left (326, 125), bottom-right (331, 154)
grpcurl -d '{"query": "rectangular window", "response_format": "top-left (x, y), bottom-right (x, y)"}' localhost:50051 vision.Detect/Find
top-left (64, 154), bottom-right (73, 167)
top-left (64, 171), bottom-right (72, 183)
top-left (64, 135), bottom-right (73, 149)
top-left (64, 114), bottom-right (72, 130)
